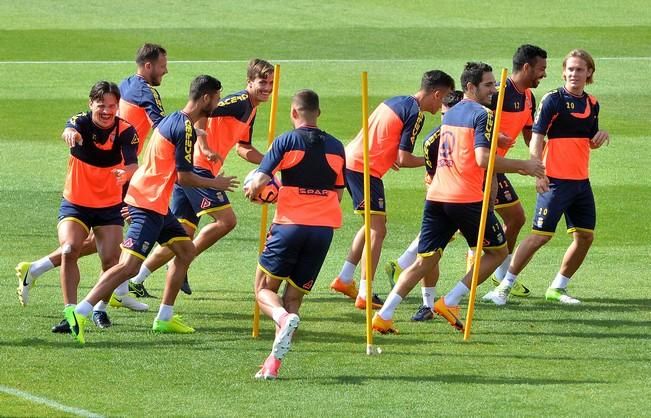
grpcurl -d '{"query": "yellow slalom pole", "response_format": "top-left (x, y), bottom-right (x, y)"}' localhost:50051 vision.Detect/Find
top-left (252, 64), bottom-right (281, 338)
top-left (463, 68), bottom-right (508, 341)
top-left (361, 72), bottom-right (379, 355)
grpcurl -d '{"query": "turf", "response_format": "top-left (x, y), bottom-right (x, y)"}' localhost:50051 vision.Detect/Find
top-left (1, 1), bottom-right (650, 417)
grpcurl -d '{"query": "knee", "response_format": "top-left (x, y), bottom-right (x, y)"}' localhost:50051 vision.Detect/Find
top-left (60, 243), bottom-right (81, 261)
top-left (574, 231), bottom-right (594, 246)
top-left (222, 215), bottom-right (237, 233)
top-left (175, 245), bottom-right (197, 266)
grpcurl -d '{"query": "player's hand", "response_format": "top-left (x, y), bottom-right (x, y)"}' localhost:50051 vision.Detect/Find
top-left (536, 176), bottom-right (550, 193)
top-left (497, 133), bottom-right (514, 149)
top-left (120, 206), bottom-right (132, 224)
top-left (590, 130), bottom-right (609, 149)
top-left (213, 173), bottom-right (239, 192)
top-left (195, 127), bottom-right (208, 137)
top-left (62, 130), bottom-right (82, 147)
top-left (204, 150), bottom-right (223, 163)
top-left (391, 161), bottom-right (400, 171)
top-left (519, 159), bottom-right (545, 178)
top-left (112, 169), bottom-right (128, 185)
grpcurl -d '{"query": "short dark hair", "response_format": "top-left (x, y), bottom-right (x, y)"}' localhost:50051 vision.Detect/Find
top-left (247, 58), bottom-right (274, 81)
top-left (135, 43), bottom-right (167, 66)
top-left (460, 62), bottom-right (493, 92)
top-left (421, 70), bottom-right (455, 92)
top-left (188, 75), bottom-right (222, 101)
top-left (443, 90), bottom-right (464, 107)
top-left (89, 81), bottom-right (120, 102)
top-left (292, 89), bottom-right (320, 114)
top-left (513, 44), bottom-right (547, 72)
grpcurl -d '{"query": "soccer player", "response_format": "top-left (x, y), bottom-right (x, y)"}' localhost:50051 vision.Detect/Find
top-left (49, 81), bottom-right (139, 330)
top-left (16, 43), bottom-right (169, 320)
top-left (330, 70), bottom-right (455, 310)
top-left (127, 59), bottom-right (274, 295)
top-left (383, 90), bottom-right (464, 321)
top-left (491, 49), bottom-right (608, 305)
top-left (371, 62), bottom-right (545, 334)
top-left (471, 44), bottom-right (548, 303)
top-left (62, 75), bottom-right (238, 345)
top-left (247, 89), bottom-right (346, 380)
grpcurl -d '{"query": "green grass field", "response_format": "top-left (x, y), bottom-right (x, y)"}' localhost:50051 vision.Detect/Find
top-left (1, 1), bottom-right (650, 416)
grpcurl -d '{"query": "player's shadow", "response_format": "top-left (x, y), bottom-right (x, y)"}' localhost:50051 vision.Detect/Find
top-left (484, 318), bottom-right (651, 328)
top-left (319, 374), bottom-right (608, 386)
top-left (483, 329), bottom-right (651, 340)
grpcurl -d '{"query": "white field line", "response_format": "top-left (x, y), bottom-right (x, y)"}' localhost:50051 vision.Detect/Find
top-left (0, 384), bottom-right (105, 418)
top-left (0, 57), bottom-right (649, 65)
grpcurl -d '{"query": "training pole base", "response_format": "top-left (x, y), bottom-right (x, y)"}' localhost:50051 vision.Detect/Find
top-left (366, 344), bottom-right (382, 355)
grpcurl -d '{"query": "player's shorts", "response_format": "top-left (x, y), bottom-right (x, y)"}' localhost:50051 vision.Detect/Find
top-left (258, 223), bottom-right (334, 294)
top-left (494, 173), bottom-right (520, 208)
top-left (170, 168), bottom-right (230, 229)
top-left (57, 198), bottom-right (123, 233)
top-left (418, 200), bottom-right (506, 256)
top-left (532, 178), bottom-right (595, 235)
top-left (345, 170), bottom-right (386, 214)
top-left (121, 205), bottom-right (191, 260)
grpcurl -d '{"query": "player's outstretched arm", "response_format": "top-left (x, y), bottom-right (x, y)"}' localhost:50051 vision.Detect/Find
top-left (236, 143), bottom-right (264, 164)
top-left (395, 149), bottom-right (425, 168)
top-left (475, 147), bottom-right (545, 178)
top-left (177, 171), bottom-right (239, 192)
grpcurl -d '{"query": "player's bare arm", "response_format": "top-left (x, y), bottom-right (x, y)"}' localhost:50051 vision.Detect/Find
top-left (395, 149), bottom-right (425, 168)
top-left (590, 130), bottom-right (609, 149)
top-left (236, 142), bottom-right (264, 164)
top-left (177, 170), bottom-right (239, 192)
top-left (475, 147), bottom-right (545, 178)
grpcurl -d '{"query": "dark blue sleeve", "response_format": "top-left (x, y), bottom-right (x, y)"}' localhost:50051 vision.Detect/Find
top-left (173, 118), bottom-right (195, 172)
top-left (119, 126), bottom-right (139, 165)
top-left (528, 94), bottom-right (537, 127)
top-left (65, 112), bottom-right (89, 133)
top-left (258, 134), bottom-right (287, 175)
top-left (473, 108), bottom-right (492, 148)
top-left (398, 109), bottom-right (424, 152)
top-left (240, 113), bottom-right (256, 145)
top-left (423, 127), bottom-right (440, 176)
top-left (532, 91), bottom-right (559, 135)
top-left (142, 86), bottom-right (165, 128)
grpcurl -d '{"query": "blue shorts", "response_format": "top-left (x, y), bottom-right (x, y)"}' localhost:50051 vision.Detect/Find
top-left (345, 170), bottom-right (386, 214)
top-left (121, 206), bottom-right (190, 260)
top-left (532, 178), bottom-right (595, 235)
top-left (258, 223), bottom-right (334, 293)
top-left (494, 173), bottom-right (520, 208)
top-left (170, 168), bottom-right (230, 229)
top-left (57, 198), bottom-right (123, 233)
top-left (418, 200), bottom-right (506, 256)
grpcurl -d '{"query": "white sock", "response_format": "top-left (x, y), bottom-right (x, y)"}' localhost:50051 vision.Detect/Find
top-left (444, 282), bottom-right (469, 306)
top-left (494, 254), bottom-right (512, 281)
top-left (338, 261), bottom-right (356, 284)
top-left (397, 237), bottom-right (419, 270)
top-left (550, 273), bottom-right (570, 289)
top-left (156, 304), bottom-right (174, 321)
top-left (130, 265), bottom-right (152, 284)
top-left (114, 280), bottom-right (130, 296)
top-left (467, 249), bottom-right (475, 258)
top-left (378, 292), bottom-right (402, 320)
top-left (271, 307), bottom-right (289, 325)
top-left (502, 271), bottom-right (518, 288)
top-left (93, 301), bottom-right (108, 312)
top-left (75, 301), bottom-right (93, 317)
top-left (422, 287), bottom-right (436, 308)
top-left (358, 279), bottom-right (368, 299)
top-left (30, 257), bottom-right (55, 279)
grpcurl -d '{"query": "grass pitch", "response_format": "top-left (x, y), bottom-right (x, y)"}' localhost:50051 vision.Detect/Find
top-left (1, 1), bottom-right (650, 416)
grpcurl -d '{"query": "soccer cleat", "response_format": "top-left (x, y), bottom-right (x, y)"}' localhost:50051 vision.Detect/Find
top-left (482, 286), bottom-right (511, 306)
top-left (545, 287), bottom-right (581, 304)
top-left (434, 297), bottom-right (464, 332)
top-left (110, 294), bottom-right (149, 311)
top-left (180, 275), bottom-right (192, 295)
top-left (355, 293), bottom-right (384, 310)
top-left (51, 318), bottom-right (71, 334)
top-left (491, 276), bottom-right (531, 298)
top-left (272, 313), bottom-right (300, 361)
top-left (255, 354), bottom-right (281, 380)
top-left (128, 281), bottom-right (153, 298)
top-left (372, 313), bottom-right (398, 334)
top-left (384, 260), bottom-right (402, 289)
top-left (92, 311), bottom-right (112, 329)
top-left (15, 262), bottom-right (34, 306)
top-left (152, 314), bottom-right (195, 333)
top-left (63, 306), bottom-right (87, 345)
top-left (411, 305), bottom-right (434, 321)
top-left (330, 277), bottom-right (359, 300)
